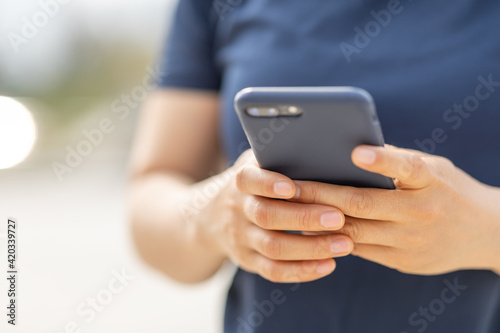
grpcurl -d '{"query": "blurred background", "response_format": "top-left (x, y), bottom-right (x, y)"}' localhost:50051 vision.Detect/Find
top-left (0, 1), bottom-right (234, 332)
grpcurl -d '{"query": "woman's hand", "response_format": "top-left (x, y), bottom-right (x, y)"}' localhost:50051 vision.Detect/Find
top-left (196, 150), bottom-right (354, 283)
top-left (293, 145), bottom-right (500, 275)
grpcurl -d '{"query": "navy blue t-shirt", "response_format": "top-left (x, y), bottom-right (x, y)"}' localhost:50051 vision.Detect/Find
top-left (159, 0), bottom-right (500, 332)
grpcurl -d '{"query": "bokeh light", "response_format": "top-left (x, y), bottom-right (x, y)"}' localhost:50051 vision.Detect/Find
top-left (0, 96), bottom-right (37, 169)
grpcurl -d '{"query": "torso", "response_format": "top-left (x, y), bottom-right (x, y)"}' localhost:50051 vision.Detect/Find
top-left (211, 1), bottom-right (500, 331)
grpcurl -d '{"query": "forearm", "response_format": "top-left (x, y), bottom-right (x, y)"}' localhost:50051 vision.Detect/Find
top-left (128, 172), bottom-right (226, 283)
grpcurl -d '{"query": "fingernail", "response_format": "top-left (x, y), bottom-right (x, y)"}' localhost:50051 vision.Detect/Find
top-left (274, 181), bottom-right (294, 197)
top-left (317, 260), bottom-right (334, 274)
top-left (330, 239), bottom-right (351, 254)
top-left (320, 211), bottom-right (343, 229)
top-left (355, 148), bottom-right (376, 165)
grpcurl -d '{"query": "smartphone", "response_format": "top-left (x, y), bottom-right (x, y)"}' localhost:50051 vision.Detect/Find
top-left (234, 86), bottom-right (395, 189)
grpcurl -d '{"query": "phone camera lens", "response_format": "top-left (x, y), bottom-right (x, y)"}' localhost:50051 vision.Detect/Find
top-left (248, 108), bottom-right (260, 116)
top-left (268, 108), bottom-right (279, 116)
top-left (246, 107), bottom-right (280, 117)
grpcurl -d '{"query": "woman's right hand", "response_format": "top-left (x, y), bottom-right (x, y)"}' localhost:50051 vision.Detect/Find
top-left (196, 150), bottom-right (354, 283)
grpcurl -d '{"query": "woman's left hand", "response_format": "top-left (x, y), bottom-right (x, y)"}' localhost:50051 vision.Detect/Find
top-left (293, 145), bottom-right (500, 275)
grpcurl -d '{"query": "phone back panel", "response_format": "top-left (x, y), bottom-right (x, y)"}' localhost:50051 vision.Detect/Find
top-left (234, 87), bottom-right (395, 189)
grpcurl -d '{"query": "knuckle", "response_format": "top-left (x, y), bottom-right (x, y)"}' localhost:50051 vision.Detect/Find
top-left (406, 154), bottom-right (426, 181)
top-left (262, 261), bottom-right (282, 283)
top-left (307, 184), bottom-right (322, 203)
top-left (297, 260), bottom-right (318, 277)
top-left (350, 242), bottom-right (360, 256)
top-left (283, 271), bottom-right (300, 282)
top-left (343, 222), bottom-right (361, 242)
top-left (429, 156), bottom-right (455, 184)
top-left (345, 190), bottom-right (373, 217)
top-left (295, 208), bottom-right (313, 230)
top-left (253, 199), bottom-right (271, 228)
top-left (234, 165), bottom-right (248, 192)
top-left (313, 237), bottom-right (331, 258)
top-left (261, 234), bottom-right (283, 259)
top-left (439, 156), bottom-right (454, 169)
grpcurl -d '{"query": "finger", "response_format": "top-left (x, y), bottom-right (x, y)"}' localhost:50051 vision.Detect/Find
top-left (350, 243), bottom-right (430, 274)
top-left (245, 225), bottom-right (352, 260)
top-left (293, 181), bottom-right (406, 221)
top-left (236, 162), bottom-right (296, 199)
top-left (336, 216), bottom-right (399, 246)
top-left (351, 243), bottom-right (399, 269)
top-left (384, 144), bottom-right (430, 158)
top-left (351, 145), bottom-right (433, 189)
top-left (243, 196), bottom-right (345, 231)
top-left (246, 252), bottom-right (336, 283)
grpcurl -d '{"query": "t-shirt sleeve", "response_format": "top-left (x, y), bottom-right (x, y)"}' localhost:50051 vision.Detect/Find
top-left (157, 0), bottom-right (221, 91)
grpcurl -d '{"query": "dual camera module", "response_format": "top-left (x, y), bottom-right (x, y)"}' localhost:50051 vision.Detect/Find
top-left (246, 105), bottom-right (303, 117)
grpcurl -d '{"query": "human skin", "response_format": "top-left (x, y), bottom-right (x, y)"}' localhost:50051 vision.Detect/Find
top-left (129, 90), bottom-right (500, 284)
top-left (290, 145), bottom-right (500, 276)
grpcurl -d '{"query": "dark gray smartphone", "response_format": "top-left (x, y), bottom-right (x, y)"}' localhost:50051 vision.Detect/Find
top-left (234, 86), bottom-right (395, 189)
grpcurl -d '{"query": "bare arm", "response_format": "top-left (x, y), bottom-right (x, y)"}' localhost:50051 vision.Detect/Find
top-left (128, 89), bottom-right (225, 283)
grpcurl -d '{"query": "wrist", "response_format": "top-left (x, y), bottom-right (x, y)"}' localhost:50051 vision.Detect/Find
top-left (188, 172), bottom-right (232, 259)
